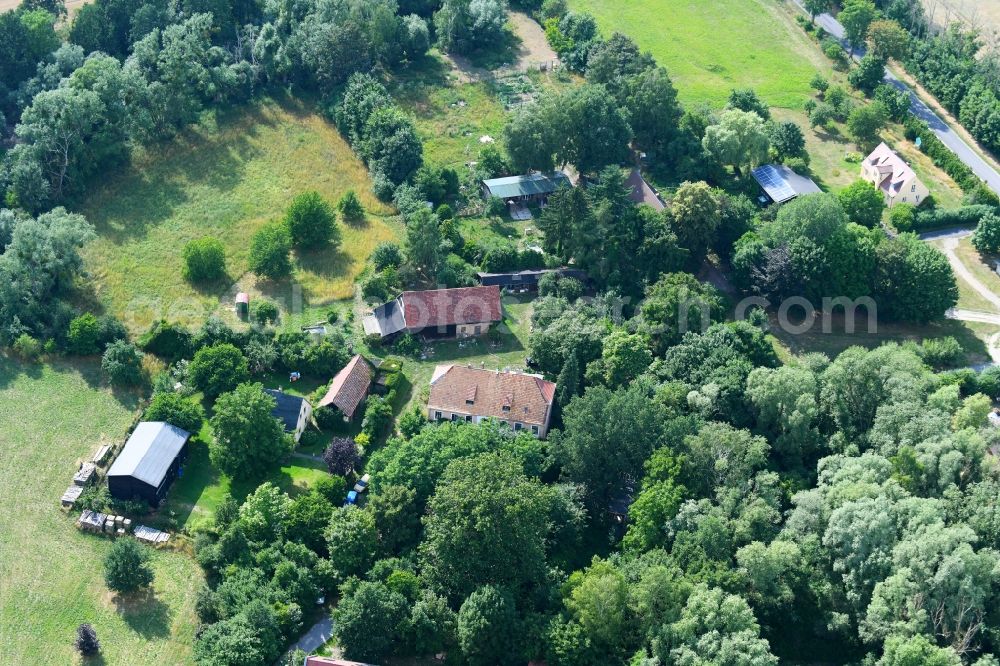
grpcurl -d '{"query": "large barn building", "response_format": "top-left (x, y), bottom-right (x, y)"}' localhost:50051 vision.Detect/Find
top-left (107, 422), bottom-right (190, 505)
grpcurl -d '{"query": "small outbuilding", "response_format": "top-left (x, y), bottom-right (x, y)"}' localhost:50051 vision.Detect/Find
top-left (481, 171), bottom-right (572, 204)
top-left (235, 292), bottom-right (250, 319)
top-left (265, 389), bottom-right (312, 442)
top-left (476, 268), bottom-right (588, 293)
top-left (751, 164), bottom-right (821, 204)
top-left (108, 422), bottom-right (190, 505)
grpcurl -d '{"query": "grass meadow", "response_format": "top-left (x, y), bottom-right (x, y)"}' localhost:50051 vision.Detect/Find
top-left (78, 97), bottom-right (399, 334)
top-left (567, 0), bottom-right (829, 108)
top-left (390, 56), bottom-right (509, 169)
top-left (0, 357), bottom-right (201, 665)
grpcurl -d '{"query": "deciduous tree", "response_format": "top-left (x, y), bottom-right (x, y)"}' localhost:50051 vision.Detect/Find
top-left (210, 383), bottom-right (291, 478)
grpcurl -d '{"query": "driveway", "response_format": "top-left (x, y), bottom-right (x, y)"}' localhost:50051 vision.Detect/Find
top-left (789, 0), bottom-right (1000, 194)
top-left (936, 237), bottom-right (1000, 311)
top-left (285, 614), bottom-right (334, 660)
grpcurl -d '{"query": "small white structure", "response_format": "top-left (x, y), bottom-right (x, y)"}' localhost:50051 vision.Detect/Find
top-left (861, 142), bottom-right (929, 207)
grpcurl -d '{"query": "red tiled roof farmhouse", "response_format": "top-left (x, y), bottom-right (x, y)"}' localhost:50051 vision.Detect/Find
top-left (318, 355), bottom-right (372, 420)
top-left (429, 365), bottom-right (555, 426)
top-left (400, 286), bottom-right (502, 329)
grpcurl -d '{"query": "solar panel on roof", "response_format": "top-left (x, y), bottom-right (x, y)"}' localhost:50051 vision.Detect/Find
top-left (752, 165), bottom-right (797, 203)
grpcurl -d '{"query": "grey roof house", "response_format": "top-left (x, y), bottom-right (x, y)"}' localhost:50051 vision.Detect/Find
top-left (265, 389), bottom-right (313, 443)
top-left (481, 171), bottom-right (572, 202)
top-left (108, 422), bottom-right (190, 505)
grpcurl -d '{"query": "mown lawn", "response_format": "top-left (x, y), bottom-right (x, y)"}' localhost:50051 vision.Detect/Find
top-left (568, 0), bottom-right (829, 108)
top-left (78, 96), bottom-right (399, 334)
top-left (0, 357), bottom-right (202, 665)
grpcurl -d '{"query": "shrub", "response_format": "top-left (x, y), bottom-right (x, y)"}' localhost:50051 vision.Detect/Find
top-left (338, 190), bottom-right (366, 224)
top-left (394, 333), bottom-right (421, 357)
top-left (75, 623), bottom-right (100, 656)
top-left (971, 210), bottom-right (1000, 255)
top-left (362, 271), bottom-right (395, 303)
top-left (888, 203), bottom-right (916, 232)
top-left (104, 538), bottom-right (154, 594)
top-left (436, 203), bottom-right (454, 220)
top-left (372, 170), bottom-right (396, 201)
top-left (324, 437), bottom-right (360, 476)
top-left (248, 221), bottom-right (293, 280)
top-left (67, 313), bottom-right (102, 355)
top-left (822, 38), bottom-right (846, 64)
top-left (251, 299), bottom-right (280, 325)
top-left (102, 340), bottom-right (144, 386)
top-left (314, 475), bottom-right (348, 504)
top-left (921, 337), bottom-right (965, 369)
top-left (182, 237), bottom-right (226, 283)
top-left (362, 395), bottom-right (394, 439)
top-left (372, 241), bottom-right (403, 270)
top-left (484, 196), bottom-right (506, 217)
top-left (398, 405), bottom-right (426, 439)
top-left (303, 338), bottom-right (350, 376)
top-left (286, 191), bottom-right (340, 248)
top-left (809, 73), bottom-right (829, 93)
top-left (12, 333), bottom-right (42, 360)
top-left (145, 391), bottom-right (205, 433)
top-left (977, 366), bottom-right (1000, 400)
top-left (139, 320), bottom-right (193, 363)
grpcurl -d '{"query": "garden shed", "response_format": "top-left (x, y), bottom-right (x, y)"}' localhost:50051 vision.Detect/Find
top-left (107, 422), bottom-right (190, 505)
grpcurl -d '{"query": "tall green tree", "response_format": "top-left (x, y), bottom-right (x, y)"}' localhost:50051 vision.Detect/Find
top-left (839, 0), bottom-right (879, 48)
top-left (104, 538), bottom-right (154, 593)
top-left (404, 207), bottom-right (443, 280)
top-left (670, 181), bottom-right (723, 265)
top-left (333, 581), bottom-right (409, 662)
top-left (188, 343), bottom-right (249, 399)
top-left (209, 383), bottom-right (291, 478)
top-left (285, 191), bottom-right (340, 248)
top-left (457, 585), bottom-right (520, 666)
top-left (420, 452), bottom-right (557, 600)
top-left (838, 179), bottom-right (886, 228)
top-left (702, 109), bottom-right (770, 175)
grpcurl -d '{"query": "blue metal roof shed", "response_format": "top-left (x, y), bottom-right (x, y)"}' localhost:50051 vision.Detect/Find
top-left (108, 422), bottom-right (190, 504)
top-left (482, 172), bottom-right (571, 200)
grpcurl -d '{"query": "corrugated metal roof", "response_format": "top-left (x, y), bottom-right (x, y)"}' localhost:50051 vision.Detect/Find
top-left (107, 422), bottom-right (189, 487)
top-left (482, 171), bottom-right (571, 199)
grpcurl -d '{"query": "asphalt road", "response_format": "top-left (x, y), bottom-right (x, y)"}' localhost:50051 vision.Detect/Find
top-left (789, 0), bottom-right (1000, 194)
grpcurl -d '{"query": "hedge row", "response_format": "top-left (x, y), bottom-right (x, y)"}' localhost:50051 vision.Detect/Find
top-left (913, 204), bottom-right (995, 232)
top-left (904, 117), bottom-right (981, 192)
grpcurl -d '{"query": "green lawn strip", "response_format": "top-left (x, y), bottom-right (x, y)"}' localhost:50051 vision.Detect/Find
top-left (0, 357), bottom-right (201, 665)
top-left (770, 315), bottom-right (993, 365)
top-left (567, 0), bottom-right (827, 109)
top-left (954, 237), bottom-right (1000, 306)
